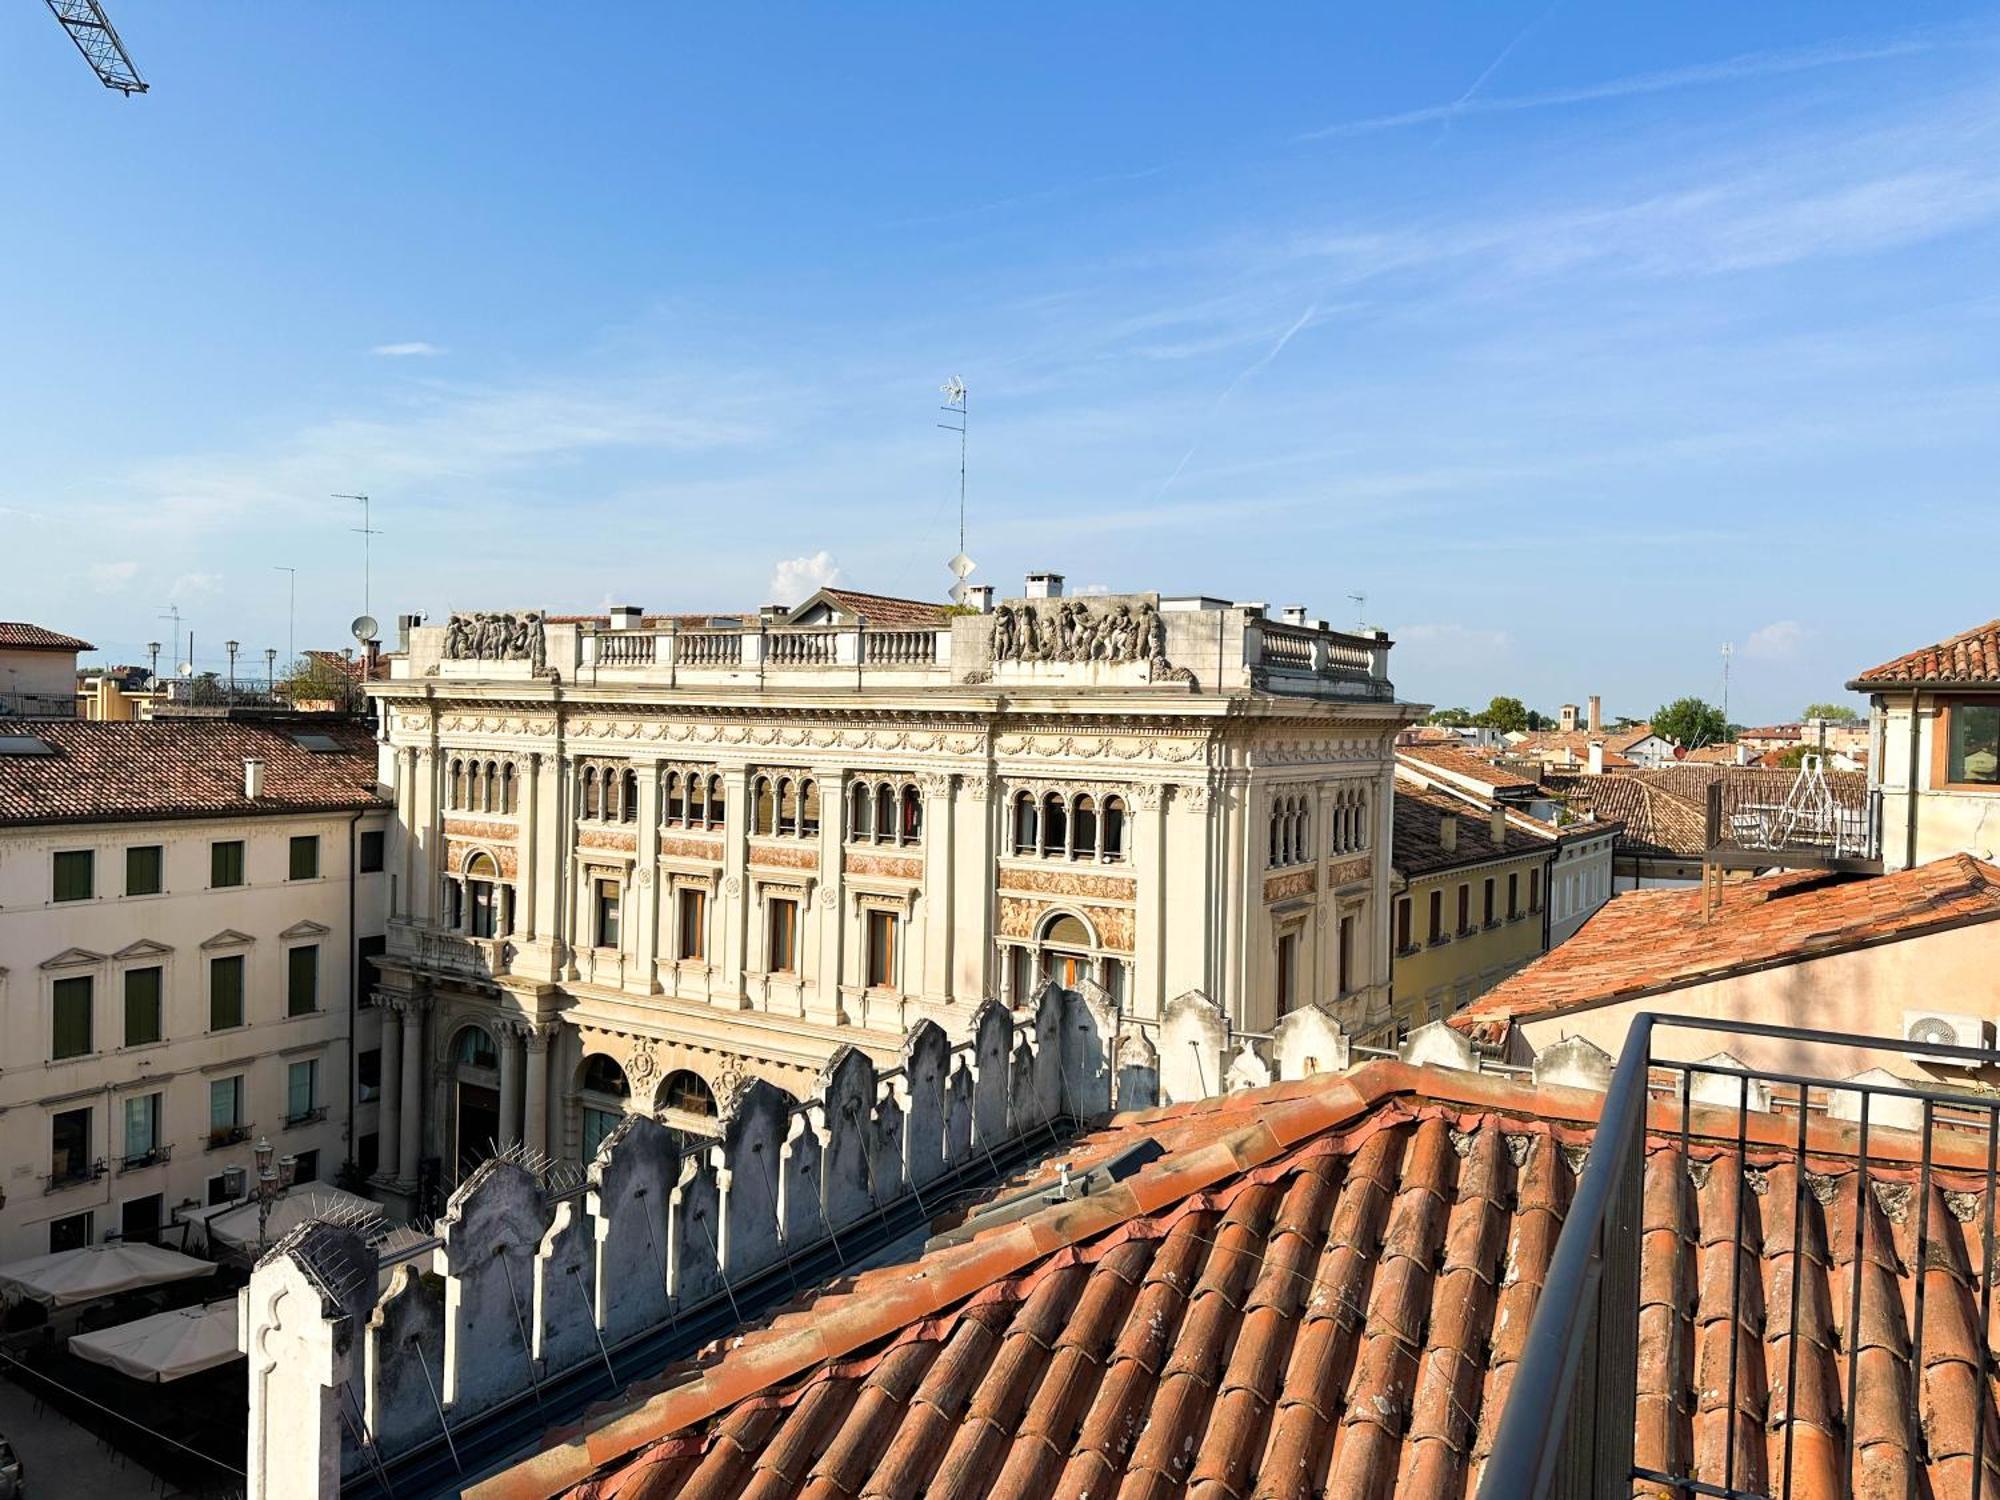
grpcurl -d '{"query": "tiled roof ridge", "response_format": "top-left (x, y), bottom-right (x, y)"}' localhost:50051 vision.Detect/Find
top-left (1853, 615), bottom-right (2000, 685)
top-left (0, 621), bottom-right (95, 651)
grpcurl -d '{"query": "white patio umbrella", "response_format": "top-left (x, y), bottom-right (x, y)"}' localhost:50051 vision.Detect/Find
top-left (68, 1298), bottom-right (241, 1382)
top-left (204, 1183), bottom-right (383, 1252)
top-left (0, 1243), bottom-right (216, 1308)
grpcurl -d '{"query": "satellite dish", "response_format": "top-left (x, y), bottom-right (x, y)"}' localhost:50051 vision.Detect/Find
top-left (351, 615), bottom-right (380, 644)
top-left (178, 662), bottom-right (194, 677)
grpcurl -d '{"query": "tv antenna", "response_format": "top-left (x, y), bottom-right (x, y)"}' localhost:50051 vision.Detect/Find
top-left (272, 566), bottom-right (297, 667)
top-left (157, 605), bottom-right (184, 671)
top-left (1348, 592), bottom-right (1367, 631)
top-left (334, 494), bottom-right (380, 619)
top-left (938, 377), bottom-right (976, 603)
top-left (1720, 641), bottom-right (1733, 723)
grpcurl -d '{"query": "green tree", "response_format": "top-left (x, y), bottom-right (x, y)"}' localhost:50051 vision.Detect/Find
top-left (1652, 696), bottom-right (1730, 748)
top-left (1473, 695), bottom-right (1531, 735)
top-left (1424, 706), bottom-right (1475, 727)
top-left (1801, 702), bottom-right (1858, 723)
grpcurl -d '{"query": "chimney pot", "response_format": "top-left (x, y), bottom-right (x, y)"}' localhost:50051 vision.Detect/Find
top-left (1024, 571), bottom-right (1064, 599)
top-left (1280, 605), bottom-right (1308, 626)
top-left (1490, 804), bottom-right (1507, 846)
top-left (962, 584), bottom-right (995, 614)
top-left (608, 605), bottom-right (642, 630)
top-left (1587, 740), bottom-right (1605, 776)
top-left (243, 758), bottom-right (266, 799)
top-left (1439, 813), bottom-right (1458, 852)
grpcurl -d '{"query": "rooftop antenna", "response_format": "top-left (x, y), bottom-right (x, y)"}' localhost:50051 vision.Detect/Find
top-left (938, 377), bottom-right (975, 604)
top-left (273, 566), bottom-right (297, 667)
top-left (1721, 641), bottom-right (1733, 725)
top-left (1348, 592), bottom-right (1367, 631)
top-left (334, 494), bottom-right (379, 619)
top-left (157, 604), bottom-right (183, 671)
top-left (43, 1), bottom-right (148, 95)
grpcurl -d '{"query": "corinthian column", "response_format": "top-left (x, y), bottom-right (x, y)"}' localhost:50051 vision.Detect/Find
top-left (523, 1024), bottom-right (551, 1158)
top-left (498, 1022), bottom-right (524, 1151)
top-left (397, 997), bottom-right (428, 1185)
top-left (376, 996), bottom-right (404, 1178)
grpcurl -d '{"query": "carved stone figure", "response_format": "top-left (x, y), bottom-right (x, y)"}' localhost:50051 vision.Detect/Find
top-left (988, 596), bottom-right (1176, 675)
top-left (444, 610), bottom-right (546, 666)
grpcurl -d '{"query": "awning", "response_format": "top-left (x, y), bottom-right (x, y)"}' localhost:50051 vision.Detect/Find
top-left (203, 1184), bottom-right (384, 1252)
top-left (68, 1298), bottom-right (240, 1382)
top-left (0, 1243), bottom-right (216, 1308)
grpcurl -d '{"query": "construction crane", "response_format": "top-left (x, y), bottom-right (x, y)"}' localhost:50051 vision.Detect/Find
top-left (43, 0), bottom-right (147, 94)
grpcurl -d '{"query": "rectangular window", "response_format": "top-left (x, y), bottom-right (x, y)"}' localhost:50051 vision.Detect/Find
top-left (768, 897), bottom-right (799, 974)
top-left (595, 879), bottom-right (622, 949)
top-left (287, 1059), bottom-right (319, 1122)
top-left (1947, 703), bottom-right (2000, 786)
top-left (53, 849), bottom-right (94, 903)
top-left (357, 1133), bottom-right (380, 1177)
top-left (1394, 898), bottom-right (1413, 954)
top-left (359, 829), bottom-right (385, 872)
top-left (289, 835), bottom-right (321, 880)
top-left (52, 975), bottom-right (93, 1060)
top-left (1276, 931), bottom-right (1298, 1014)
top-left (51, 1106), bottom-right (92, 1180)
top-left (1483, 879), bottom-right (1497, 927)
top-left (209, 1076), bottom-right (244, 1134)
top-left (1427, 889), bottom-right (1444, 943)
top-left (1529, 869), bottom-right (1543, 912)
top-left (211, 840), bottom-right (245, 888)
top-left (1507, 873), bottom-right (1520, 920)
top-left (49, 1211), bottom-right (93, 1253)
top-left (358, 1048), bottom-right (381, 1103)
top-left (866, 909), bottom-right (897, 989)
top-left (124, 966), bottom-right (163, 1046)
top-left (123, 1093), bottom-right (161, 1162)
top-left (125, 844), bottom-right (163, 897)
top-left (206, 1174), bottom-right (233, 1207)
top-left (210, 954), bottom-right (245, 1031)
top-left (287, 944), bottom-right (319, 1016)
top-left (677, 888), bottom-right (707, 961)
top-left (1457, 884), bottom-right (1472, 936)
top-left (357, 934), bottom-right (386, 1007)
top-left (293, 1149), bottom-right (319, 1185)
top-left (121, 1194), bottom-right (163, 1245)
top-left (1336, 915), bottom-right (1355, 994)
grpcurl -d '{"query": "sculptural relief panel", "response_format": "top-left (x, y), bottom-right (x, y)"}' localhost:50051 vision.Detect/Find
top-left (996, 866), bottom-right (1137, 903)
top-left (749, 844), bottom-right (819, 873)
top-left (844, 852), bottom-right (923, 882)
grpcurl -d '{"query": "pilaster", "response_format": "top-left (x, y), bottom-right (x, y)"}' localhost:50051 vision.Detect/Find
top-left (719, 766), bottom-right (750, 1005)
top-left (918, 772), bottom-right (955, 1004)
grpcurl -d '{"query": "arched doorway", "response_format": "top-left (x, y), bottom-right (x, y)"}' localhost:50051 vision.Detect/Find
top-left (449, 1025), bottom-right (501, 1183)
top-left (655, 1069), bottom-right (719, 1154)
top-left (577, 1054), bottom-right (631, 1160)
top-left (1039, 912), bottom-right (1095, 991)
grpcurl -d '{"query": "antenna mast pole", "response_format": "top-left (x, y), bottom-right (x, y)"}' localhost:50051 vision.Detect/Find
top-left (1721, 641), bottom-right (1733, 723)
top-left (335, 494), bottom-right (379, 619)
top-left (157, 605), bottom-right (183, 670)
top-left (273, 566), bottom-right (296, 666)
top-left (938, 377), bottom-right (975, 603)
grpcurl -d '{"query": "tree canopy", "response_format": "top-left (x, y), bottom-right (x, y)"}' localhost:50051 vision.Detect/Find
top-left (1473, 695), bottom-right (1530, 735)
top-left (1652, 696), bottom-right (1730, 748)
top-left (1801, 702), bottom-right (1859, 723)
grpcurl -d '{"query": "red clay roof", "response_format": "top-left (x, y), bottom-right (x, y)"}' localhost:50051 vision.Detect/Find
top-left (0, 719), bottom-right (385, 827)
top-left (1456, 854), bottom-right (2000, 1042)
top-left (815, 588), bottom-right (950, 628)
top-left (1392, 775), bottom-right (1555, 878)
top-left (1852, 617), bottom-right (2000, 687)
top-left (471, 1058), bottom-right (1995, 1500)
top-left (1395, 745), bottom-right (1538, 795)
top-left (0, 622), bottom-right (94, 652)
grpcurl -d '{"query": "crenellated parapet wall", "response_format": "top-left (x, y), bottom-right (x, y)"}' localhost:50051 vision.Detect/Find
top-left (242, 983), bottom-right (1151, 1500)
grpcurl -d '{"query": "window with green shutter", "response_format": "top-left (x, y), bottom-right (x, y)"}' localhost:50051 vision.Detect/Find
top-left (52, 976), bottom-right (93, 1059)
top-left (209, 955), bottom-right (245, 1030)
top-left (287, 945), bottom-right (318, 1016)
top-left (52, 849), bottom-right (93, 903)
top-left (287, 1059), bottom-right (319, 1122)
top-left (125, 844), bottom-right (163, 897)
top-left (124, 966), bottom-right (163, 1046)
top-left (211, 840), bottom-right (245, 888)
top-left (289, 835), bottom-right (320, 880)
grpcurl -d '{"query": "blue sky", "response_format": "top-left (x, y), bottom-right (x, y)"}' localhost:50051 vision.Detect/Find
top-left (5, 4), bottom-right (1998, 723)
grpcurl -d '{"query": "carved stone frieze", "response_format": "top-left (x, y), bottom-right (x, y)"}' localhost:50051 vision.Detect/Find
top-left (991, 598), bottom-right (1164, 666)
top-left (444, 818), bottom-right (516, 844)
top-left (996, 896), bottom-right (1135, 953)
top-left (444, 611), bottom-right (545, 665)
top-left (844, 852), bottom-right (923, 882)
top-left (660, 834), bottom-right (724, 862)
top-left (997, 896), bottom-right (1046, 941)
top-left (1262, 868), bottom-right (1318, 904)
top-left (578, 828), bottom-right (639, 855)
top-left (997, 866), bottom-right (1136, 903)
top-left (1327, 855), bottom-right (1372, 888)
top-left (446, 841), bottom-right (518, 880)
top-left (749, 844), bottom-right (818, 872)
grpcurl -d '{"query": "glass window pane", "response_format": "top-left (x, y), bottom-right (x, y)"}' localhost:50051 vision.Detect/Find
top-left (211, 955), bottom-right (244, 1030)
top-left (1950, 704), bottom-right (2000, 785)
top-left (288, 945), bottom-right (318, 1015)
top-left (211, 841), bottom-right (245, 888)
top-left (53, 849), bottom-right (93, 902)
top-left (288, 1060), bottom-right (317, 1118)
top-left (289, 835), bottom-right (320, 880)
top-left (359, 829), bottom-right (386, 872)
top-left (52, 976), bottom-right (92, 1059)
top-left (209, 1078), bottom-right (240, 1131)
top-left (124, 966), bottom-right (163, 1045)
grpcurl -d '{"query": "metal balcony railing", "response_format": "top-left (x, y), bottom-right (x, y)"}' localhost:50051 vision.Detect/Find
top-left (43, 1158), bottom-right (107, 1193)
top-left (1703, 759), bottom-right (1880, 871)
top-left (1482, 1013), bottom-right (2000, 1500)
top-left (117, 1143), bottom-right (171, 1173)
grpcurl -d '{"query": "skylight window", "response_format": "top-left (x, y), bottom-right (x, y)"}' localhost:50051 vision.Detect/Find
top-left (289, 733), bottom-right (345, 754)
top-left (0, 734), bottom-right (56, 756)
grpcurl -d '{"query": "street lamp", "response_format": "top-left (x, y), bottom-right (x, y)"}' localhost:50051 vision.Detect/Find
top-left (252, 1136), bottom-right (297, 1251)
top-left (264, 648), bottom-right (278, 693)
top-left (225, 640), bottom-right (240, 696)
top-left (147, 641), bottom-right (161, 683)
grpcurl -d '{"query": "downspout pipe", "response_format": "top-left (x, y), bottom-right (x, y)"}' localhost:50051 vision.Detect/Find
top-left (347, 807), bottom-right (364, 1175)
top-left (1906, 688), bottom-right (1921, 870)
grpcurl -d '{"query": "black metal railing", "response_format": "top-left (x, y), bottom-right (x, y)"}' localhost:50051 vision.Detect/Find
top-left (1483, 1012), bottom-right (2000, 1499)
top-left (1703, 768), bottom-right (1880, 870)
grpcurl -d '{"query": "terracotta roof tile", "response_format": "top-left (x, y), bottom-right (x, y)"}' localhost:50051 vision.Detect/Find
top-left (1395, 745), bottom-right (1539, 795)
top-left (0, 621), bottom-right (94, 652)
top-left (1392, 774), bottom-right (1558, 877)
top-left (1853, 616), bottom-right (2000, 686)
top-left (0, 718), bottom-right (384, 827)
top-left (1456, 854), bottom-right (2000, 1041)
top-left (815, 589), bottom-right (949, 628)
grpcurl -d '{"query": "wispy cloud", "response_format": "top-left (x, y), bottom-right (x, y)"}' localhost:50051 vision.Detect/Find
top-left (769, 551), bottom-right (840, 605)
top-left (87, 560), bottom-right (139, 592)
top-left (371, 341), bottom-right (446, 358)
top-left (1744, 620), bottom-right (1809, 660)
top-left (1300, 36), bottom-right (1936, 140)
top-left (1155, 300), bottom-right (1320, 496)
top-left (170, 572), bottom-right (221, 600)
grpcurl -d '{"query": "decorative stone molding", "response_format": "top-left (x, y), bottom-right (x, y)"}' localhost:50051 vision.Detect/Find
top-left (443, 818), bottom-right (517, 844)
top-left (1174, 782), bottom-right (1211, 812)
top-left (1128, 782), bottom-right (1166, 812)
top-left (1262, 868), bottom-right (1318, 904)
top-left (990, 598), bottom-right (1164, 665)
top-left (995, 866), bottom-right (1137, 902)
top-left (748, 843), bottom-right (819, 872)
top-left (1327, 855), bottom-right (1372, 888)
top-left (660, 834), bottom-right (725, 862)
top-left (443, 610), bottom-right (545, 664)
top-left (578, 828), bottom-right (639, 855)
top-left (915, 771), bottom-right (954, 798)
top-left (844, 852), bottom-right (923, 882)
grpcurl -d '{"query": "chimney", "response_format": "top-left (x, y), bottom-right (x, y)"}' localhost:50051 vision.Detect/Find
top-left (759, 603), bottom-right (790, 623)
top-left (243, 758), bottom-right (266, 799)
top-left (962, 584), bottom-right (995, 614)
top-left (1559, 703), bottom-right (1579, 733)
top-left (608, 605), bottom-right (642, 630)
top-left (1490, 804), bottom-right (1507, 846)
top-left (1736, 742), bottom-right (1750, 766)
top-left (1280, 605), bottom-right (1309, 626)
top-left (1024, 571), bottom-right (1064, 600)
top-left (1587, 740), bottom-right (1604, 776)
top-left (1587, 694), bottom-right (1603, 732)
top-left (1439, 813), bottom-right (1458, 852)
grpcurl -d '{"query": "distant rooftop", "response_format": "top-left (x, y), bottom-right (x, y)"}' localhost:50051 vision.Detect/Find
top-left (0, 621), bottom-right (94, 653)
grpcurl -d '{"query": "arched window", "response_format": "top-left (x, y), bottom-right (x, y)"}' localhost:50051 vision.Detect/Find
top-left (1102, 796), bottom-right (1126, 861)
top-left (850, 781), bottom-right (873, 841)
top-left (451, 758), bottom-right (467, 809)
top-left (801, 778), bottom-right (819, 837)
top-left (664, 771), bottom-right (684, 826)
top-left (622, 769), bottom-right (639, 823)
top-left (706, 774), bottom-right (725, 830)
top-left (657, 1069), bottom-right (717, 1119)
top-left (901, 783), bottom-right (922, 845)
top-left (1043, 912), bottom-right (1092, 949)
top-left (753, 777), bottom-right (775, 836)
top-left (582, 766), bottom-right (600, 820)
top-left (688, 772), bottom-right (706, 828)
top-left (1041, 793), bottom-right (1068, 857)
top-left (1071, 794), bottom-right (1098, 861)
top-left (501, 763), bottom-right (516, 814)
top-left (875, 784), bottom-right (895, 845)
top-left (776, 777), bottom-right (797, 837)
top-left (1013, 791), bottom-right (1037, 855)
top-left (579, 1054), bottom-right (630, 1098)
top-left (578, 1054), bottom-right (631, 1160)
top-left (453, 1025), bottom-right (499, 1070)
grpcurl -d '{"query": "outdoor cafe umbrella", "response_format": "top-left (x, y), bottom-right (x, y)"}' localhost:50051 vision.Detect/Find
top-left (203, 1183), bottom-right (382, 1253)
top-left (68, 1298), bottom-right (240, 1382)
top-left (0, 1242), bottom-right (215, 1309)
